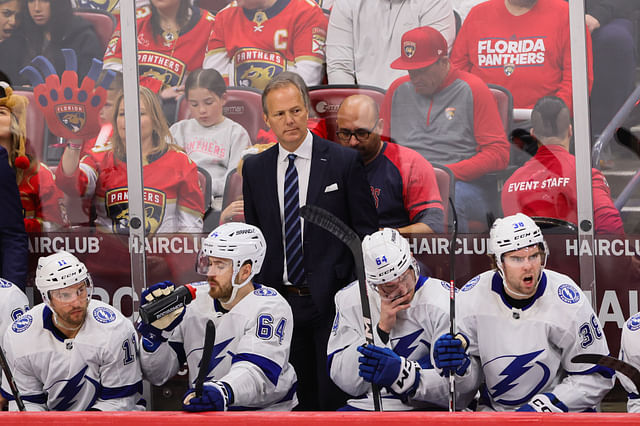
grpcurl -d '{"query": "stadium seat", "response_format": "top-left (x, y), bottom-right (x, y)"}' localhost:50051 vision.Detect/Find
top-left (197, 166), bottom-right (212, 213)
top-left (433, 164), bottom-right (455, 232)
top-left (12, 87), bottom-right (46, 161)
top-left (175, 86), bottom-right (267, 143)
top-left (73, 8), bottom-right (117, 53)
top-left (219, 168), bottom-right (244, 226)
top-left (487, 83), bottom-right (513, 136)
top-left (308, 84), bottom-right (386, 143)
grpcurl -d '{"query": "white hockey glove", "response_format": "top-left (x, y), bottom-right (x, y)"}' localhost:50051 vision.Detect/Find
top-left (357, 344), bottom-right (420, 398)
top-left (183, 381), bottom-right (233, 412)
top-left (516, 393), bottom-right (565, 412)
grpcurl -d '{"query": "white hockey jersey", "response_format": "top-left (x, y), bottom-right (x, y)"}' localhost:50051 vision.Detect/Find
top-left (0, 278), bottom-right (29, 338)
top-left (327, 276), bottom-right (468, 410)
top-left (140, 281), bottom-right (297, 410)
top-left (620, 312), bottom-right (640, 413)
top-left (455, 270), bottom-right (614, 412)
top-left (0, 301), bottom-right (143, 411)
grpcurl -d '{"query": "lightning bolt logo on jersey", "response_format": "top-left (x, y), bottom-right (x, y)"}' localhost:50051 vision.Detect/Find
top-left (198, 337), bottom-right (234, 384)
top-left (50, 365), bottom-right (100, 411)
top-left (485, 349), bottom-right (551, 406)
top-left (140, 282), bottom-right (297, 410)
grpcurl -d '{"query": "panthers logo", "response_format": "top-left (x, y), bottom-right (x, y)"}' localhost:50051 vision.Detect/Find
top-left (403, 41), bottom-right (416, 59)
top-left (234, 48), bottom-right (286, 90)
top-left (55, 104), bottom-right (86, 133)
top-left (238, 65), bottom-right (277, 90)
top-left (504, 63), bottom-right (515, 76)
top-left (105, 187), bottom-right (166, 235)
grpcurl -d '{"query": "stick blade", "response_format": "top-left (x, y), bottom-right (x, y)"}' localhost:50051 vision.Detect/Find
top-left (572, 353), bottom-right (640, 392)
top-left (300, 205), bottom-right (360, 252)
top-left (195, 319), bottom-right (216, 397)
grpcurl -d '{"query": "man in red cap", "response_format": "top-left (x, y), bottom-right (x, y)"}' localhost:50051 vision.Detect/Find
top-left (381, 26), bottom-right (509, 232)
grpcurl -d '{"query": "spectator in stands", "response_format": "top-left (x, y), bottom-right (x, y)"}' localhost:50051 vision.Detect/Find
top-left (219, 142), bottom-right (276, 225)
top-left (0, 0), bottom-right (20, 43)
top-left (587, 0), bottom-right (636, 136)
top-left (326, 0), bottom-right (455, 90)
top-left (383, 26), bottom-right (509, 232)
top-left (0, 82), bottom-right (68, 233)
top-left (55, 85), bottom-right (204, 234)
top-left (0, 83), bottom-right (27, 290)
top-left (502, 96), bottom-right (624, 235)
top-left (242, 71), bottom-right (377, 410)
top-left (336, 94), bottom-right (444, 233)
top-left (0, 0), bottom-right (102, 86)
top-left (203, 0), bottom-right (328, 90)
top-left (103, 0), bottom-right (215, 119)
top-left (170, 68), bottom-right (251, 214)
top-left (450, 0), bottom-right (593, 113)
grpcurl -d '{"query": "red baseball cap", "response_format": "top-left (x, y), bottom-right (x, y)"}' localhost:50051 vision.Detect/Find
top-left (390, 26), bottom-right (448, 70)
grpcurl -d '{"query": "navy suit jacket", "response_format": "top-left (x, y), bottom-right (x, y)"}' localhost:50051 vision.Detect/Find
top-left (243, 134), bottom-right (378, 314)
top-left (0, 146), bottom-right (28, 289)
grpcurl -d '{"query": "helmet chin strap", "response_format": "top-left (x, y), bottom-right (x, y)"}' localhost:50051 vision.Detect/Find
top-left (496, 261), bottom-right (546, 299)
top-left (220, 266), bottom-right (253, 307)
top-left (53, 312), bottom-right (82, 332)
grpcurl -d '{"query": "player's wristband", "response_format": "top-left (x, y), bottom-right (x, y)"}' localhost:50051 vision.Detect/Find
top-left (67, 142), bottom-right (83, 151)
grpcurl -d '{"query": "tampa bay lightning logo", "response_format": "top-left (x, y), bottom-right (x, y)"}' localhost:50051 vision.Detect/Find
top-left (484, 349), bottom-right (551, 405)
top-left (12, 314), bottom-right (32, 333)
top-left (627, 313), bottom-right (640, 331)
top-left (253, 288), bottom-right (277, 297)
top-left (461, 275), bottom-right (481, 292)
top-left (93, 306), bottom-right (116, 324)
top-left (557, 284), bottom-right (580, 304)
top-left (0, 278), bottom-right (13, 288)
top-left (198, 337), bottom-right (234, 383)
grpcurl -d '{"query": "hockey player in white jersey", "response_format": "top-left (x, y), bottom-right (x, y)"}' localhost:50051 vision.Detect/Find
top-left (327, 228), bottom-right (468, 410)
top-left (620, 312), bottom-right (640, 413)
top-left (0, 251), bottom-right (143, 411)
top-left (433, 213), bottom-right (615, 412)
top-left (137, 223), bottom-right (297, 411)
top-left (0, 277), bottom-right (29, 408)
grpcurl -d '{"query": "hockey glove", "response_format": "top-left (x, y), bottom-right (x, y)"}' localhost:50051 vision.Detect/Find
top-left (183, 381), bottom-right (233, 412)
top-left (20, 49), bottom-right (114, 140)
top-left (357, 344), bottom-right (420, 397)
top-left (136, 281), bottom-right (185, 352)
top-left (433, 333), bottom-right (470, 377)
top-left (516, 394), bottom-right (565, 412)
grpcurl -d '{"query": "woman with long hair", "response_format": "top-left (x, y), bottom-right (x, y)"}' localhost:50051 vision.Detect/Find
top-left (56, 85), bottom-right (204, 234)
top-left (0, 81), bottom-right (67, 232)
top-left (2, 0), bottom-right (102, 85)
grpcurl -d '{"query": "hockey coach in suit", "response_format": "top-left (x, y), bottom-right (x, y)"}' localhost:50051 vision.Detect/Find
top-left (243, 71), bottom-right (378, 410)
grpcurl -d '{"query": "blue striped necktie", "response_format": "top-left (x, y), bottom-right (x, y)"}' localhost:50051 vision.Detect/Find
top-left (284, 153), bottom-right (305, 286)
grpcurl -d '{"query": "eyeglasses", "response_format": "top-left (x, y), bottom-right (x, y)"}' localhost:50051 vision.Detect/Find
top-left (336, 120), bottom-right (379, 143)
top-left (503, 252), bottom-right (544, 266)
top-left (49, 283), bottom-right (88, 303)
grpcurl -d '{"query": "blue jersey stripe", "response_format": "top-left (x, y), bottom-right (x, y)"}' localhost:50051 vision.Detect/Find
top-left (231, 352), bottom-right (282, 386)
top-left (100, 381), bottom-right (143, 400)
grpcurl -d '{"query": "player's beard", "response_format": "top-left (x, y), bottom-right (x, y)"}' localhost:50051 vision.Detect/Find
top-left (209, 280), bottom-right (233, 302)
top-left (56, 306), bottom-right (87, 330)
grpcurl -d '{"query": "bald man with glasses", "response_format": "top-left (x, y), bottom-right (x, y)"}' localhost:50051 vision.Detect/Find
top-left (336, 94), bottom-right (444, 234)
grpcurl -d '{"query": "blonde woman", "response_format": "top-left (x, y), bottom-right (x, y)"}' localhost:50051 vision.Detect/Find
top-left (56, 86), bottom-right (204, 234)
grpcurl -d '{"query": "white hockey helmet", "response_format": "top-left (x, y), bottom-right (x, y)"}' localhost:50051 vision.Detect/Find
top-left (362, 228), bottom-right (419, 288)
top-left (35, 251), bottom-right (93, 304)
top-left (489, 213), bottom-right (548, 274)
top-left (196, 223), bottom-right (266, 302)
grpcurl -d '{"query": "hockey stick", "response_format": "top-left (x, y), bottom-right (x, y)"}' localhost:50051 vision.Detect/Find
top-left (195, 319), bottom-right (216, 397)
top-left (572, 354), bottom-right (640, 392)
top-left (448, 198), bottom-right (458, 412)
top-left (0, 343), bottom-right (25, 411)
top-left (299, 204), bottom-right (383, 411)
